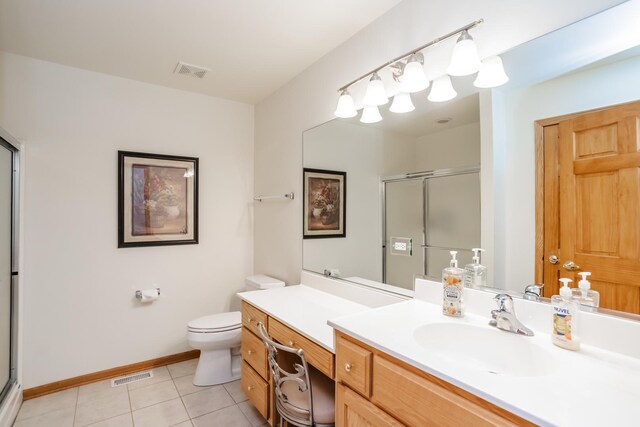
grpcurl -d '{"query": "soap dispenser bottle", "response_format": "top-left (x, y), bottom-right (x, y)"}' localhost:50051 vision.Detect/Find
top-left (463, 248), bottom-right (487, 289)
top-left (551, 278), bottom-right (580, 351)
top-left (572, 272), bottom-right (600, 310)
top-left (443, 251), bottom-right (465, 317)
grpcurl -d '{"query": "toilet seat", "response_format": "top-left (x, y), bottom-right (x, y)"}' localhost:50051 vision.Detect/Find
top-left (188, 311), bottom-right (241, 333)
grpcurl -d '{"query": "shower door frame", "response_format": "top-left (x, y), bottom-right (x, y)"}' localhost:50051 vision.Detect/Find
top-left (381, 165), bottom-right (480, 284)
top-left (0, 135), bottom-right (19, 408)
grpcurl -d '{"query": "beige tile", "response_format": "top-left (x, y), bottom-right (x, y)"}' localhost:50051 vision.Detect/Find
top-left (181, 386), bottom-right (234, 419)
top-left (167, 359), bottom-right (198, 379)
top-left (192, 405), bottom-right (252, 427)
top-left (237, 401), bottom-right (268, 427)
top-left (127, 366), bottom-right (172, 391)
top-left (131, 398), bottom-right (189, 427)
top-left (85, 413), bottom-right (133, 427)
top-left (129, 379), bottom-right (179, 410)
top-left (173, 374), bottom-right (212, 397)
top-left (77, 379), bottom-right (125, 404)
top-left (74, 386), bottom-right (130, 427)
top-left (223, 380), bottom-right (247, 403)
top-left (16, 388), bottom-right (78, 421)
top-left (13, 407), bottom-right (75, 427)
top-left (170, 422), bottom-right (193, 427)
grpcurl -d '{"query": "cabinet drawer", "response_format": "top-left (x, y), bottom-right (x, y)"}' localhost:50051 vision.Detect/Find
top-left (372, 356), bottom-right (516, 427)
top-left (336, 383), bottom-right (404, 427)
top-left (336, 335), bottom-right (372, 397)
top-left (241, 361), bottom-right (269, 420)
top-left (241, 327), bottom-right (268, 379)
top-left (241, 301), bottom-right (268, 337)
top-left (268, 318), bottom-right (335, 379)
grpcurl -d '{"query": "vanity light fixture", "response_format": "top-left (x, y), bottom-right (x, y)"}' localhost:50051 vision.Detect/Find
top-left (334, 89), bottom-right (358, 118)
top-left (334, 18), bottom-right (509, 123)
top-left (474, 55), bottom-right (509, 88)
top-left (389, 92), bottom-right (415, 113)
top-left (362, 72), bottom-right (389, 106)
top-left (360, 105), bottom-right (383, 123)
top-left (428, 75), bottom-right (457, 102)
top-left (446, 30), bottom-right (481, 76)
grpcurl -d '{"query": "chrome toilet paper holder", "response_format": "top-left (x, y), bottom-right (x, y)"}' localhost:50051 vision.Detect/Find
top-left (135, 288), bottom-right (161, 300)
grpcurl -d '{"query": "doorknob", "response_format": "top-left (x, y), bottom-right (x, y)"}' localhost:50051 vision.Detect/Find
top-left (563, 260), bottom-right (580, 271)
top-left (548, 255), bottom-right (559, 264)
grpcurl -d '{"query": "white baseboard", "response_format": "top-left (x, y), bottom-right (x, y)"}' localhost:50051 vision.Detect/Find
top-left (0, 383), bottom-right (22, 427)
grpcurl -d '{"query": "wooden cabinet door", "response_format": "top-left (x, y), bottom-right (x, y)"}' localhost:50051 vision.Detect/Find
top-left (545, 101), bottom-right (640, 313)
top-left (336, 383), bottom-right (404, 427)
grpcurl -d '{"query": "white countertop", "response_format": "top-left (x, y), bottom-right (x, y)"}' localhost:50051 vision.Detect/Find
top-left (238, 284), bottom-right (370, 352)
top-left (328, 298), bottom-right (640, 427)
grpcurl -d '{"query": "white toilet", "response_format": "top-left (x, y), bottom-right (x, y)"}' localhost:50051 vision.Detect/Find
top-left (187, 275), bottom-right (285, 386)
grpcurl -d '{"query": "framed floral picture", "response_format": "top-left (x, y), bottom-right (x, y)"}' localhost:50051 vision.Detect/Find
top-left (118, 151), bottom-right (198, 247)
top-left (303, 168), bottom-right (346, 239)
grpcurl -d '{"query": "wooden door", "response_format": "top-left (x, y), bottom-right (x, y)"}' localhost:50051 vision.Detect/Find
top-left (336, 383), bottom-right (404, 427)
top-left (540, 101), bottom-right (640, 313)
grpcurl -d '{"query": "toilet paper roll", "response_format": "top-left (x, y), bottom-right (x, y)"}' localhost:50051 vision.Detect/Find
top-left (140, 288), bottom-right (159, 303)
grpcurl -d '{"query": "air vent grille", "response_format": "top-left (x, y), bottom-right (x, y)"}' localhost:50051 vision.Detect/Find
top-left (111, 371), bottom-right (153, 387)
top-left (174, 61), bottom-right (210, 79)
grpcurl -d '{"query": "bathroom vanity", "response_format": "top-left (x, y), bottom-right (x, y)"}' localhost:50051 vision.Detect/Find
top-left (239, 274), bottom-right (640, 427)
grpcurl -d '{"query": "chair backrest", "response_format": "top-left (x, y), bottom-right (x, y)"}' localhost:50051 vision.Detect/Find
top-left (257, 322), bottom-right (314, 427)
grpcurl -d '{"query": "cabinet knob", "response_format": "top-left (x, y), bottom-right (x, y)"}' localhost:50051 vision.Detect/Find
top-left (288, 340), bottom-right (295, 347)
top-left (247, 317), bottom-right (254, 323)
top-left (247, 385), bottom-right (254, 392)
top-left (344, 363), bottom-right (352, 373)
top-left (247, 349), bottom-right (253, 355)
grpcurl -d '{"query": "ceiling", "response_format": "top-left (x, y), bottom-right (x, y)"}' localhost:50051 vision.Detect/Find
top-left (0, 0), bottom-right (402, 104)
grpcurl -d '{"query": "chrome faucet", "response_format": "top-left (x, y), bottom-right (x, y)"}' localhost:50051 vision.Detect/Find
top-left (489, 294), bottom-right (534, 336)
top-left (523, 283), bottom-right (544, 301)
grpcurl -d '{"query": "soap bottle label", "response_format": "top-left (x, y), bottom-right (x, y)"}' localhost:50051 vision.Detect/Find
top-left (553, 306), bottom-right (573, 342)
top-left (443, 274), bottom-right (463, 317)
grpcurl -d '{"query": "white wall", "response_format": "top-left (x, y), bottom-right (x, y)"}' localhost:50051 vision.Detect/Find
top-left (500, 54), bottom-right (640, 291)
top-left (414, 122), bottom-right (480, 171)
top-left (253, 0), bottom-right (619, 286)
top-left (0, 52), bottom-right (255, 388)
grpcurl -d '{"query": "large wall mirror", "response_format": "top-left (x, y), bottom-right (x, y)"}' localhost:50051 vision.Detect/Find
top-left (303, 3), bottom-right (640, 315)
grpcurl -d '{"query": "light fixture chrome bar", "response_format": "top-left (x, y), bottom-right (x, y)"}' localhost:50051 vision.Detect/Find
top-left (338, 19), bottom-right (483, 92)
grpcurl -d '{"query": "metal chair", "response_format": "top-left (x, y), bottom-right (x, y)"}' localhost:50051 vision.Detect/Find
top-left (257, 322), bottom-right (335, 427)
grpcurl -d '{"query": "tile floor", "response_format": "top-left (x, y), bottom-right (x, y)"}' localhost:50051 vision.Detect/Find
top-left (13, 359), bottom-right (269, 427)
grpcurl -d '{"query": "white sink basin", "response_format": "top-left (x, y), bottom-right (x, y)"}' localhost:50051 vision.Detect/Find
top-left (413, 322), bottom-right (556, 378)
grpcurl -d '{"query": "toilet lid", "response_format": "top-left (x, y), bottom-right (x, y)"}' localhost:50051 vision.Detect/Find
top-left (188, 311), bottom-right (242, 332)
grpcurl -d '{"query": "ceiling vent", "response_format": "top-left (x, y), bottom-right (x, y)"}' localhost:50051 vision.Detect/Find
top-left (174, 61), bottom-right (210, 79)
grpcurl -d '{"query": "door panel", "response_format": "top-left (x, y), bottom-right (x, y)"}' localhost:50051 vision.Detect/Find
top-left (0, 144), bottom-right (12, 395)
top-left (544, 101), bottom-right (640, 313)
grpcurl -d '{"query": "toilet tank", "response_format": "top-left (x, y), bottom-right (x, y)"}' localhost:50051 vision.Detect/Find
top-left (245, 274), bottom-right (285, 291)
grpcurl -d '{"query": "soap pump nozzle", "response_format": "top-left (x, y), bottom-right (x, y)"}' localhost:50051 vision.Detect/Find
top-left (449, 251), bottom-right (458, 268)
top-left (471, 248), bottom-right (484, 264)
top-left (578, 272), bottom-right (592, 297)
top-left (559, 278), bottom-right (573, 299)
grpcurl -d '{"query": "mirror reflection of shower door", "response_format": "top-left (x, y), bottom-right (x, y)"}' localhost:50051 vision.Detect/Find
top-left (424, 173), bottom-right (480, 279)
top-left (0, 140), bottom-right (15, 401)
top-left (384, 179), bottom-right (424, 289)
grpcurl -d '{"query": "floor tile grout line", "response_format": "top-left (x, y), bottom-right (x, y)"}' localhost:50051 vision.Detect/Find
top-left (72, 387), bottom-right (79, 427)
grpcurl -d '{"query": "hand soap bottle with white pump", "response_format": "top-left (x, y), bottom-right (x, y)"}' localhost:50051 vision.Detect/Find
top-left (572, 272), bottom-right (600, 311)
top-left (551, 278), bottom-right (580, 351)
top-left (464, 248), bottom-right (486, 289)
top-left (443, 251), bottom-right (465, 317)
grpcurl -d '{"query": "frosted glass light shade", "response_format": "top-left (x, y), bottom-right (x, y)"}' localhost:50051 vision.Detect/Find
top-left (360, 106), bottom-right (382, 123)
top-left (389, 92), bottom-right (415, 113)
top-left (474, 56), bottom-right (509, 88)
top-left (362, 73), bottom-right (388, 106)
top-left (446, 31), bottom-right (481, 76)
top-left (334, 90), bottom-right (357, 118)
top-left (399, 57), bottom-right (429, 93)
top-left (428, 75), bottom-right (457, 102)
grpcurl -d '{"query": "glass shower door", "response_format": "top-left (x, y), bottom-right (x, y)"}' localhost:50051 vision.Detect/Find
top-left (0, 140), bottom-right (15, 400)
